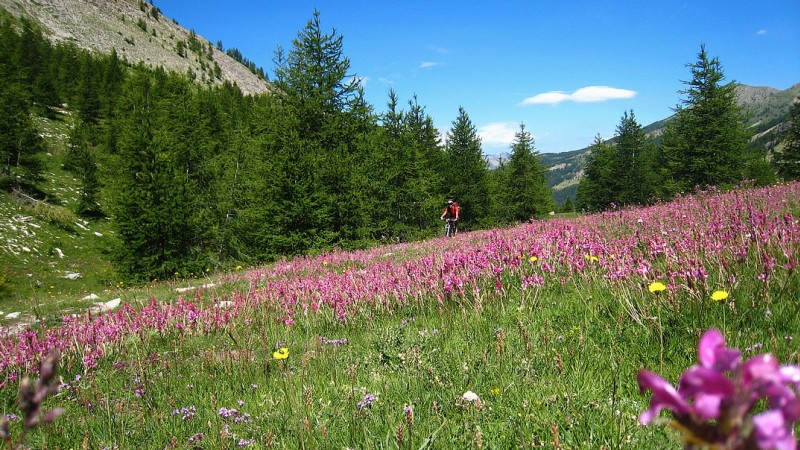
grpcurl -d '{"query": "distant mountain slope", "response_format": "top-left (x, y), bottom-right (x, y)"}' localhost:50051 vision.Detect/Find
top-left (0, 0), bottom-right (270, 95)
top-left (540, 83), bottom-right (800, 204)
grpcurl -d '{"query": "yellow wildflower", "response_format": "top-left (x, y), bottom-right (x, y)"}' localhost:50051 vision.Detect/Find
top-left (272, 348), bottom-right (290, 360)
top-left (648, 282), bottom-right (667, 294)
top-left (711, 290), bottom-right (729, 302)
top-left (529, 256), bottom-right (538, 263)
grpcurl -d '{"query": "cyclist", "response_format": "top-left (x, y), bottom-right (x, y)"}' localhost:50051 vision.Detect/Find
top-left (440, 200), bottom-right (460, 236)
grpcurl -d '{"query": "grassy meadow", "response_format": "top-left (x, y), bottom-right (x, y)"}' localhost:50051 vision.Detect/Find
top-left (0, 182), bottom-right (798, 449)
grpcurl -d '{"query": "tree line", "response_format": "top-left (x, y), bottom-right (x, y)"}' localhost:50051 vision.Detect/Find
top-left (0, 11), bottom-right (554, 283)
top-left (576, 45), bottom-right (800, 212)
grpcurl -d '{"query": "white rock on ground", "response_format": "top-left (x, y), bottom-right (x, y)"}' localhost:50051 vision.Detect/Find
top-left (54, 247), bottom-right (64, 258)
top-left (5, 312), bottom-right (21, 319)
top-left (90, 298), bottom-right (122, 314)
top-left (82, 293), bottom-right (100, 301)
top-left (63, 272), bottom-right (81, 280)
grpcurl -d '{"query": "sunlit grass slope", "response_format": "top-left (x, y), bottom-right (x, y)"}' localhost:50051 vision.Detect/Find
top-left (0, 182), bottom-right (798, 448)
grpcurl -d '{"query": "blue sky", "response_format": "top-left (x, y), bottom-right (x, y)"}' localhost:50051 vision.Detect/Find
top-left (156, 1), bottom-right (800, 154)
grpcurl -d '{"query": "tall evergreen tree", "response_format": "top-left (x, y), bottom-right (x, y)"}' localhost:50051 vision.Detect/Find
top-left (65, 120), bottom-right (101, 217)
top-left (75, 54), bottom-right (102, 126)
top-left (774, 97), bottom-right (800, 181)
top-left (660, 45), bottom-right (749, 193)
top-left (501, 123), bottom-right (554, 221)
top-left (614, 111), bottom-right (645, 204)
top-left (404, 95), bottom-right (445, 234)
top-left (271, 10), bottom-right (373, 249)
top-left (0, 81), bottom-right (45, 185)
top-left (444, 106), bottom-right (490, 226)
top-left (109, 69), bottom-right (207, 281)
top-left (576, 135), bottom-right (616, 212)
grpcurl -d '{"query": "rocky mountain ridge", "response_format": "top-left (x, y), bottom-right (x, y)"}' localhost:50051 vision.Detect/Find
top-left (538, 82), bottom-right (800, 204)
top-left (0, 0), bottom-right (270, 95)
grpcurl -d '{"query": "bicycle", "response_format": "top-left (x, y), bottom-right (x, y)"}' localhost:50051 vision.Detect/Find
top-left (443, 218), bottom-right (457, 237)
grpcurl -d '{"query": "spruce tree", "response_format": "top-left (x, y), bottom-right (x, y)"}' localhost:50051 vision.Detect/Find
top-left (444, 106), bottom-right (490, 226)
top-left (0, 81), bottom-right (45, 185)
top-left (613, 110), bottom-right (658, 205)
top-left (660, 45), bottom-right (749, 193)
top-left (502, 123), bottom-right (554, 221)
top-left (109, 69), bottom-right (208, 281)
top-left (270, 10), bottom-right (372, 249)
top-left (576, 135), bottom-right (617, 211)
top-left (404, 95), bottom-right (445, 234)
top-left (774, 97), bottom-right (800, 181)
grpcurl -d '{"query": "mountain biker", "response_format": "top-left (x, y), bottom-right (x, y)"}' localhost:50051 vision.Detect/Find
top-left (440, 200), bottom-right (460, 236)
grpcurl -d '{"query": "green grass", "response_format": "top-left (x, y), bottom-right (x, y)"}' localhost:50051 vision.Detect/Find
top-left (0, 111), bottom-right (118, 321)
top-left (2, 263), bottom-right (795, 449)
top-left (1, 110), bottom-right (797, 448)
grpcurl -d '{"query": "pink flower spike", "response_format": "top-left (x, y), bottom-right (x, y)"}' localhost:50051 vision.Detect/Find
top-left (678, 367), bottom-right (735, 419)
top-left (780, 366), bottom-right (800, 387)
top-left (743, 354), bottom-right (781, 387)
top-left (637, 370), bottom-right (691, 424)
top-left (752, 410), bottom-right (797, 450)
top-left (698, 329), bottom-right (740, 372)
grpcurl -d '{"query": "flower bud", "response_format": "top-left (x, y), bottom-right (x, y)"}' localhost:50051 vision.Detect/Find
top-left (42, 408), bottom-right (64, 424)
top-left (17, 378), bottom-right (36, 416)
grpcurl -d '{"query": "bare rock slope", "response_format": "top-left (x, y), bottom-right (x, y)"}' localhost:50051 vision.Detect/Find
top-left (0, 0), bottom-right (270, 95)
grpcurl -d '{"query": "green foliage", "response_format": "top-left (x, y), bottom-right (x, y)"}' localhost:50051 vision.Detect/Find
top-left (495, 123), bottom-right (554, 221)
top-left (660, 45), bottom-right (750, 193)
top-left (108, 70), bottom-right (211, 281)
top-left (576, 135), bottom-right (616, 211)
top-left (576, 112), bottom-right (662, 212)
top-left (0, 81), bottom-right (46, 183)
top-left (444, 107), bottom-right (491, 225)
top-left (25, 200), bottom-right (78, 227)
top-left (774, 97), bottom-right (800, 181)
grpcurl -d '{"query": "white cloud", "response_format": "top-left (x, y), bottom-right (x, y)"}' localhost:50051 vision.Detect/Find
top-left (757, 29), bottom-right (768, 36)
top-left (521, 86), bottom-right (637, 105)
top-left (478, 122), bottom-right (521, 147)
top-left (418, 61), bottom-right (440, 69)
top-left (428, 45), bottom-right (449, 55)
top-left (377, 76), bottom-right (396, 85)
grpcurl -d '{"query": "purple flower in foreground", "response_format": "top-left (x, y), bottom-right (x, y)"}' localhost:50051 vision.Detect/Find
top-left (637, 370), bottom-right (690, 424)
top-left (358, 393), bottom-right (377, 410)
top-left (638, 328), bottom-right (800, 449)
top-left (753, 411), bottom-right (797, 450)
top-left (218, 407), bottom-right (238, 419)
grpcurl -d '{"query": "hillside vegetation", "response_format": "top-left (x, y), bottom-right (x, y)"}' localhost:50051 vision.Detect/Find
top-left (1, 4), bottom-right (799, 448)
top-left (0, 182), bottom-right (797, 448)
top-left (544, 83), bottom-right (800, 204)
top-left (0, 0), bottom-right (269, 95)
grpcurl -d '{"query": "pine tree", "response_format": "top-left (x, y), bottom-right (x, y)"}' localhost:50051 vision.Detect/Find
top-left (75, 53), bottom-right (102, 126)
top-left (576, 135), bottom-right (617, 211)
top-left (0, 81), bottom-right (45, 185)
top-left (501, 123), bottom-right (554, 221)
top-left (774, 97), bottom-right (800, 181)
top-left (660, 45), bottom-right (749, 193)
top-left (404, 95), bottom-right (445, 234)
top-left (109, 69), bottom-right (208, 281)
top-left (444, 106), bottom-right (490, 226)
top-left (270, 10), bottom-right (373, 248)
